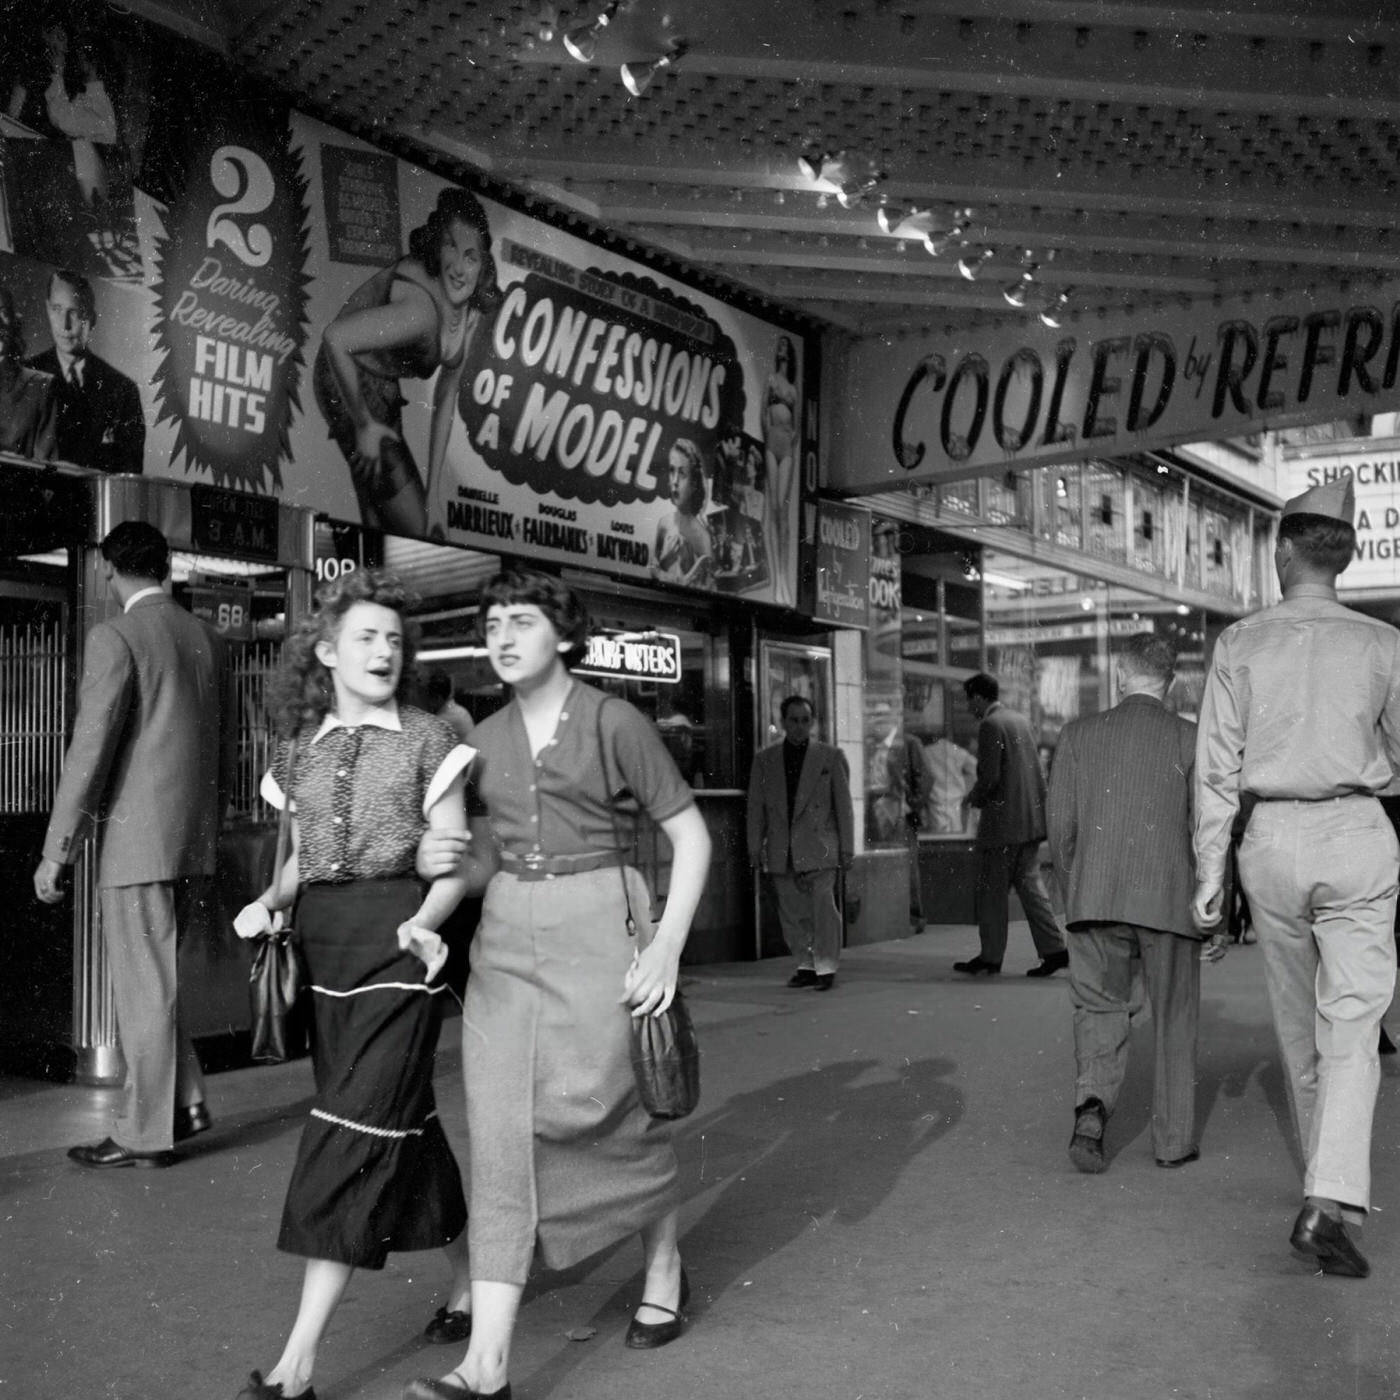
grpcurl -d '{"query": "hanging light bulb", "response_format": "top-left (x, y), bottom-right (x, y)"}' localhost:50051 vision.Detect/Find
top-left (1001, 249), bottom-right (1039, 307)
top-left (797, 146), bottom-right (836, 182)
top-left (1038, 289), bottom-right (1072, 327)
top-left (958, 248), bottom-right (994, 279)
top-left (877, 204), bottom-right (933, 236)
top-left (621, 38), bottom-right (689, 96)
top-left (534, 1), bottom-right (557, 42)
top-left (563, 0), bottom-right (621, 62)
top-left (835, 168), bottom-right (884, 208)
top-left (922, 208), bottom-right (972, 257)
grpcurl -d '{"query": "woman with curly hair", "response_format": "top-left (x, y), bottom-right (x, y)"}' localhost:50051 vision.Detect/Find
top-left (232, 568), bottom-right (494, 1400)
top-left (650, 437), bottom-right (713, 588)
top-left (314, 187), bottom-right (501, 537)
top-left (404, 568), bottom-right (712, 1400)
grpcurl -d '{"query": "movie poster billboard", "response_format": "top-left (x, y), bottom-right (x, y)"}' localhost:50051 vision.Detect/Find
top-left (2, 13), bottom-right (810, 612)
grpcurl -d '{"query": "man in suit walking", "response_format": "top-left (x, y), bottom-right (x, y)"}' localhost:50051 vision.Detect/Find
top-left (747, 694), bottom-right (854, 990)
top-left (1047, 634), bottom-right (1223, 1173)
top-left (955, 672), bottom-right (1068, 977)
top-left (27, 267), bottom-right (145, 474)
top-left (34, 522), bottom-right (228, 1168)
top-left (1195, 476), bottom-right (1400, 1279)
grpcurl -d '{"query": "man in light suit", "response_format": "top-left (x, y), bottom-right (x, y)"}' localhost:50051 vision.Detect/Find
top-left (27, 268), bottom-right (145, 474)
top-left (955, 672), bottom-right (1068, 977)
top-left (1047, 634), bottom-right (1223, 1173)
top-left (35, 522), bottom-right (227, 1168)
top-left (747, 694), bottom-right (854, 990)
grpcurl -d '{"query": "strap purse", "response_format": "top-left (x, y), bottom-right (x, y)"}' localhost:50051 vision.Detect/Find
top-left (599, 701), bottom-right (700, 1122)
top-left (249, 737), bottom-right (309, 1064)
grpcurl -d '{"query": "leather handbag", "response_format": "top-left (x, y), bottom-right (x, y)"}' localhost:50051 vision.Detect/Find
top-left (249, 737), bottom-right (308, 1063)
top-left (599, 701), bottom-right (701, 1121)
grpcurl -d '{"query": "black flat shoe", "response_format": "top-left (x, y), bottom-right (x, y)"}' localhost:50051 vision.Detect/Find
top-left (1155, 1148), bottom-right (1200, 1168)
top-left (401, 1375), bottom-right (509, 1399)
top-left (174, 1103), bottom-right (213, 1142)
top-left (68, 1137), bottom-right (176, 1169)
top-left (236, 1371), bottom-right (316, 1399)
top-left (953, 957), bottom-right (1001, 976)
top-left (423, 1305), bottom-right (473, 1343)
top-left (814, 973), bottom-right (835, 991)
top-left (1290, 1204), bottom-right (1370, 1278)
top-left (625, 1266), bottom-right (690, 1350)
top-left (787, 969), bottom-right (818, 988)
top-left (1026, 950), bottom-right (1070, 978)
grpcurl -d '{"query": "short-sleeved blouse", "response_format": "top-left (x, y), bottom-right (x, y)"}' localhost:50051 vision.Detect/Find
top-left (468, 680), bottom-right (692, 860)
top-left (261, 705), bottom-right (471, 883)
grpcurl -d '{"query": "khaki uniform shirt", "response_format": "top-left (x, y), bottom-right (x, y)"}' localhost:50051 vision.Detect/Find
top-left (1194, 584), bottom-right (1400, 888)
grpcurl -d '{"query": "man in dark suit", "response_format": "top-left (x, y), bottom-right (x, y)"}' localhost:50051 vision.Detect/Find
top-left (27, 268), bottom-right (145, 474)
top-left (955, 672), bottom-right (1067, 977)
top-left (34, 522), bottom-right (228, 1168)
top-left (1047, 634), bottom-right (1224, 1173)
top-left (747, 694), bottom-right (854, 990)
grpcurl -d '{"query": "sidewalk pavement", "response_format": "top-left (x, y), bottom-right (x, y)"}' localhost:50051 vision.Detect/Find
top-left (6, 922), bottom-right (1400, 1400)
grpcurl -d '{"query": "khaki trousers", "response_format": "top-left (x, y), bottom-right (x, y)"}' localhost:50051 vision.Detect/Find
top-left (1238, 796), bottom-right (1398, 1219)
top-left (100, 880), bottom-right (207, 1152)
top-left (772, 868), bottom-right (842, 976)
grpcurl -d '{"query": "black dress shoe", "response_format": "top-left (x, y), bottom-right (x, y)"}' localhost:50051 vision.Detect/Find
top-left (1068, 1097), bottom-right (1107, 1174)
top-left (423, 1305), bottom-right (473, 1343)
top-left (68, 1137), bottom-right (176, 1169)
top-left (814, 973), bottom-right (835, 991)
top-left (236, 1371), bottom-right (316, 1399)
top-left (1026, 950), bottom-right (1070, 978)
top-left (1155, 1148), bottom-right (1200, 1168)
top-left (174, 1103), bottom-right (213, 1142)
top-left (1290, 1204), bottom-right (1370, 1278)
top-left (787, 969), bottom-right (818, 988)
top-left (401, 1375), bottom-right (509, 1399)
top-left (953, 956), bottom-right (1001, 976)
top-left (625, 1266), bottom-right (690, 1350)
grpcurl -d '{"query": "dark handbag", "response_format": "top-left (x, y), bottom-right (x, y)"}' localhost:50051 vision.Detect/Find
top-left (248, 737), bottom-right (308, 1063)
top-left (599, 701), bottom-right (701, 1121)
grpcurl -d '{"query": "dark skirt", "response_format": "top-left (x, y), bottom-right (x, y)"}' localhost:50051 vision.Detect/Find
top-left (278, 879), bottom-right (466, 1269)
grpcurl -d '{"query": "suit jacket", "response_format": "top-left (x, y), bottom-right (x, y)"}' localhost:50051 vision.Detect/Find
top-left (43, 592), bottom-right (228, 887)
top-left (0, 364), bottom-right (57, 459)
top-left (1046, 692), bottom-right (1198, 939)
top-left (747, 739), bottom-right (854, 875)
top-left (26, 348), bottom-right (145, 474)
top-left (967, 702), bottom-right (1047, 847)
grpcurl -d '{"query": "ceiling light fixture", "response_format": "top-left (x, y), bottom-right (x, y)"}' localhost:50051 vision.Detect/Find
top-left (1002, 248), bottom-right (1039, 307)
top-left (621, 37), bottom-right (689, 95)
top-left (876, 203), bottom-right (933, 236)
top-left (797, 146), bottom-right (840, 182)
top-left (563, 0), bottom-right (622, 62)
top-left (957, 248), bottom-right (994, 279)
top-left (836, 169), bottom-right (884, 208)
top-left (1038, 289), bottom-right (1072, 327)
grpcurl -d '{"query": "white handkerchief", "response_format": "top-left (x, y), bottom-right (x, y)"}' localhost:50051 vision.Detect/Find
top-left (398, 923), bottom-right (448, 982)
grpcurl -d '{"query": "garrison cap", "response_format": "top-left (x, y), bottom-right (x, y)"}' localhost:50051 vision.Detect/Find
top-left (1281, 477), bottom-right (1355, 525)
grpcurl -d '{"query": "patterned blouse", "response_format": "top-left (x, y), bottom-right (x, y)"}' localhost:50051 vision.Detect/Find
top-left (262, 705), bottom-right (472, 884)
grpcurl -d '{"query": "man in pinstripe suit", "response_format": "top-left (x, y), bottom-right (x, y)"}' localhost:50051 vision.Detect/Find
top-left (1046, 634), bottom-right (1223, 1173)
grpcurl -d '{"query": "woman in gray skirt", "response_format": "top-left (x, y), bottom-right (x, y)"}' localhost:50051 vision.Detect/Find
top-left (405, 567), bottom-right (712, 1400)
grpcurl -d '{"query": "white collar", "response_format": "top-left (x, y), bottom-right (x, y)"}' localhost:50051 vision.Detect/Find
top-left (311, 704), bottom-right (403, 744)
top-left (123, 585), bottom-right (165, 612)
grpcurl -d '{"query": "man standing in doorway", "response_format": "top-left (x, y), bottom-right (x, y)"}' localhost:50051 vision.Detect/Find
top-left (1194, 477), bottom-right (1400, 1279)
top-left (34, 522), bottom-right (228, 1168)
top-left (955, 672), bottom-right (1068, 977)
top-left (1047, 634), bottom-right (1219, 1173)
top-left (747, 695), bottom-right (854, 991)
top-left (27, 267), bottom-right (145, 474)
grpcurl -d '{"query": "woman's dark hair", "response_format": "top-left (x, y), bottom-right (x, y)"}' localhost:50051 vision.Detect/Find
top-left (476, 567), bottom-right (591, 668)
top-left (1278, 512), bottom-right (1356, 575)
top-left (100, 520), bottom-right (168, 580)
top-left (408, 187), bottom-right (501, 314)
top-left (267, 568), bottom-right (420, 737)
top-left (774, 334), bottom-right (795, 378)
top-left (668, 438), bottom-right (707, 515)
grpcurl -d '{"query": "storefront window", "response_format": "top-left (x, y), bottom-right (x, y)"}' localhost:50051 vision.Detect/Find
top-left (1082, 461), bottom-right (1127, 565)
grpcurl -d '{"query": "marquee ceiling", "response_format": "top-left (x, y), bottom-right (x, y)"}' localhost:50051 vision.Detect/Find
top-left (135, 0), bottom-right (1400, 340)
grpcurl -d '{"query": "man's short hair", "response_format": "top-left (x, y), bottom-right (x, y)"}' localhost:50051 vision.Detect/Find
top-left (100, 521), bottom-right (169, 581)
top-left (1117, 633), bottom-right (1177, 685)
top-left (963, 672), bottom-right (999, 704)
top-left (48, 268), bottom-right (97, 324)
top-left (1278, 511), bottom-right (1356, 575)
top-left (780, 694), bottom-right (813, 720)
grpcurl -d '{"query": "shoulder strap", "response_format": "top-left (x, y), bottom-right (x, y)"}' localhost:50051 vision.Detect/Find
top-left (273, 735), bottom-right (299, 880)
top-left (596, 699), bottom-right (638, 937)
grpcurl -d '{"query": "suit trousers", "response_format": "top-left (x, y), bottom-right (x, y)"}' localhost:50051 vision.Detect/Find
top-left (974, 840), bottom-right (1066, 965)
top-left (772, 868), bottom-right (842, 976)
top-left (1238, 796), bottom-right (1398, 1219)
top-left (100, 880), bottom-right (207, 1152)
top-left (1068, 922), bottom-right (1200, 1161)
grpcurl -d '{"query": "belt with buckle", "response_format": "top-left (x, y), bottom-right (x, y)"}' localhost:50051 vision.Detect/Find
top-left (500, 850), bottom-right (627, 882)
